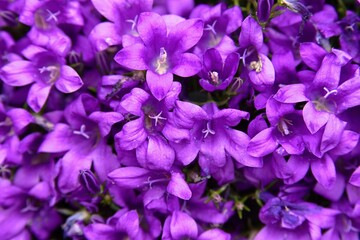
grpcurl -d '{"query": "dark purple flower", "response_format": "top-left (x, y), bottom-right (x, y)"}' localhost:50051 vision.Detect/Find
top-left (198, 48), bottom-right (240, 92)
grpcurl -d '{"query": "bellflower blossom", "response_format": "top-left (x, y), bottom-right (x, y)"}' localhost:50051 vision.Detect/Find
top-left (0, 45), bottom-right (83, 112)
top-left (115, 12), bottom-right (203, 100)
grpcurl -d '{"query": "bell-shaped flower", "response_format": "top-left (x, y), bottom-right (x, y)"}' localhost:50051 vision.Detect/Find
top-left (198, 48), bottom-right (240, 92)
top-left (0, 45), bottom-right (83, 112)
top-left (115, 12), bottom-right (203, 100)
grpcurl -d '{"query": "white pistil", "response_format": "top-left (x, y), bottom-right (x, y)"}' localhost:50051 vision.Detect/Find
top-left (209, 71), bottom-right (220, 85)
top-left (126, 15), bottom-right (138, 31)
top-left (73, 124), bottom-right (90, 139)
top-left (155, 47), bottom-right (168, 75)
top-left (202, 122), bottom-right (215, 138)
top-left (323, 87), bottom-right (338, 99)
top-left (204, 20), bottom-right (217, 35)
top-left (148, 111), bottom-right (167, 127)
top-left (46, 9), bottom-right (60, 23)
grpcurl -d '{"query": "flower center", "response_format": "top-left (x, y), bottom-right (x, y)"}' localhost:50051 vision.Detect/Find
top-left (204, 20), bottom-right (217, 35)
top-left (148, 111), bottom-right (167, 127)
top-left (34, 8), bottom-right (61, 29)
top-left (0, 164), bottom-right (11, 178)
top-left (323, 87), bottom-right (338, 99)
top-left (73, 124), bottom-right (90, 139)
top-left (249, 56), bottom-right (262, 73)
top-left (202, 122), bottom-right (216, 138)
top-left (209, 71), bottom-right (220, 85)
top-left (277, 118), bottom-right (293, 136)
top-left (38, 65), bottom-right (61, 84)
top-left (126, 15), bottom-right (138, 32)
top-left (144, 176), bottom-right (169, 189)
top-left (154, 47), bottom-right (168, 75)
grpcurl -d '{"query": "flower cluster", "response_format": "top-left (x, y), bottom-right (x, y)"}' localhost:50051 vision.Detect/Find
top-left (0, 0), bottom-right (359, 239)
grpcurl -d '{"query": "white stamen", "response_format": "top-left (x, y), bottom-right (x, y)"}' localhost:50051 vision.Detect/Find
top-left (126, 15), bottom-right (138, 31)
top-left (155, 48), bottom-right (168, 74)
top-left (148, 111), bottom-right (167, 127)
top-left (73, 124), bottom-right (90, 139)
top-left (323, 87), bottom-right (338, 99)
top-left (209, 71), bottom-right (219, 85)
top-left (46, 9), bottom-right (60, 23)
top-left (202, 122), bottom-right (215, 138)
top-left (204, 20), bottom-right (217, 35)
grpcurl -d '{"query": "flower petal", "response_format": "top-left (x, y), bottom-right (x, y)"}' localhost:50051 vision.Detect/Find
top-left (147, 135), bottom-right (175, 171)
top-left (170, 211), bottom-right (198, 239)
top-left (303, 102), bottom-right (330, 134)
top-left (56, 66), bottom-right (83, 93)
top-left (27, 83), bottom-right (51, 113)
top-left (114, 44), bottom-right (149, 70)
top-left (167, 172), bottom-right (192, 200)
top-left (146, 71), bottom-right (173, 101)
top-left (311, 154), bottom-right (336, 189)
top-left (137, 12), bottom-right (167, 50)
top-left (115, 118), bottom-right (147, 150)
top-left (273, 84), bottom-right (309, 103)
top-left (0, 61), bottom-right (36, 86)
top-left (172, 53), bottom-right (202, 77)
top-left (247, 128), bottom-right (278, 157)
top-left (89, 22), bottom-right (122, 51)
top-left (167, 18), bottom-right (203, 53)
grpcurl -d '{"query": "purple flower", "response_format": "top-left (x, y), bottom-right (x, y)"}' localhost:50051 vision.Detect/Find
top-left (114, 84), bottom-right (182, 170)
top-left (198, 48), bottom-right (240, 92)
top-left (89, 0), bottom-right (153, 50)
top-left (19, 0), bottom-right (84, 55)
top-left (108, 166), bottom-right (192, 200)
top-left (190, 3), bottom-right (242, 57)
top-left (170, 101), bottom-right (262, 175)
top-left (238, 16), bottom-right (275, 91)
top-left (39, 94), bottom-right (123, 193)
top-left (0, 45), bottom-right (83, 112)
top-left (114, 12), bottom-right (203, 100)
top-left (257, 0), bottom-right (274, 23)
top-left (274, 48), bottom-right (355, 134)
